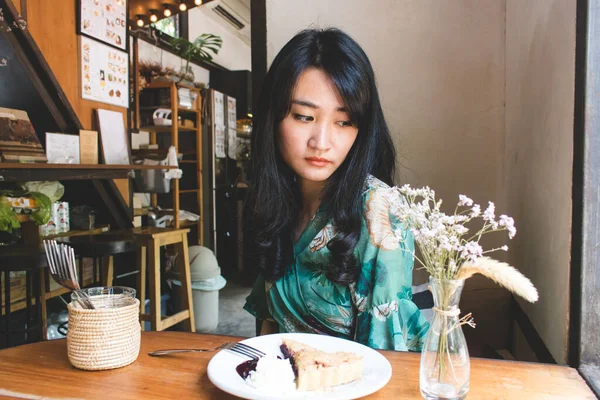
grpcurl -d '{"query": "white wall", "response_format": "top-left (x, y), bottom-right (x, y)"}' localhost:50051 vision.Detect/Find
top-left (505, 0), bottom-right (576, 364)
top-left (188, 6), bottom-right (251, 71)
top-left (266, 0), bottom-right (505, 219)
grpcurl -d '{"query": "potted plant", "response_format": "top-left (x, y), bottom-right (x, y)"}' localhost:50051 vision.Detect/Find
top-left (170, 33), bottom-right (223, 84)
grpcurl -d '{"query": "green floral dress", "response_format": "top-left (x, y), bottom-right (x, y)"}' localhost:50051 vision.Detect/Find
top-left (244, 176), bottom-right (429, 351)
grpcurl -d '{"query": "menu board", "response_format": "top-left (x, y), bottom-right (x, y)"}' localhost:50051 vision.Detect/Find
top-left (79, 0), bottom-right (127, 50)
top-left (81, 36), bottom-right (128, 108)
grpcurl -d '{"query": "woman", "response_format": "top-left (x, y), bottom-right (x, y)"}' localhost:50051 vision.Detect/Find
top-left (243, 28), bottom-right (429, 351)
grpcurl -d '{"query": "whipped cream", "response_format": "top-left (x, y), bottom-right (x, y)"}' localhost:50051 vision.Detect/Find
top-left (246, 354), bottom-right (296, 392)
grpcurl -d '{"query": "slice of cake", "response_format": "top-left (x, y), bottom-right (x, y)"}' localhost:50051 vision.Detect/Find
top-left (280, 338), bottom-right (363, 391)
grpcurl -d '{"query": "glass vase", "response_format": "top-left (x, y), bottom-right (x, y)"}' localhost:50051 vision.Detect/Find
top-left (420, 277), bottom-right (470, 400)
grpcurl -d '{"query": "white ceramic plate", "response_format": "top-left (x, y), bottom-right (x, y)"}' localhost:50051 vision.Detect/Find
top-left (207, 333), bottom-right (392, 400)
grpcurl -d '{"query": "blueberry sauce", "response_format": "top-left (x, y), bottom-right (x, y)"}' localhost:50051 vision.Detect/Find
top-left (236, 358), bottom-right (259, 379)
top-left (235, 345), bottom-right (295, 379)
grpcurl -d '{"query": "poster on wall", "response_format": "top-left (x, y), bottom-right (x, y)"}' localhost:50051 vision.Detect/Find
top-left (79, 0), bottom-right (127, 50)
top-left (81, 36), bottom-right (128, 108)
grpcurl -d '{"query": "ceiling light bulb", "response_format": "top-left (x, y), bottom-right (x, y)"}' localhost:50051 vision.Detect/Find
top-left (179, 1), bottom-right (187, 11)
top-left (149, 11), bottom-right (158, 23)
top-left (164, 6), bottom-right (172, 17)
top-left (194, 0), bottom-right (202, 5)
top-left (136, 16), bottom-right (144, 27)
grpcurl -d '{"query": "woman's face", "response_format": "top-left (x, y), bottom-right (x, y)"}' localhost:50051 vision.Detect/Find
top-left (278, 68), bottom-right (359, 186)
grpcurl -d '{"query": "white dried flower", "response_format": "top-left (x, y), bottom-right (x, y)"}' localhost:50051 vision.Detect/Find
top-left (453, 225), bottom-right (469, 235)
top-left (458, 195), bottom-right (473, 207)
top-left (499, 215), bottom-right (517, 239)
top-left (461, 242), bottom-right (483, 262)
top-left (483, 202), bottom-right (496, 223)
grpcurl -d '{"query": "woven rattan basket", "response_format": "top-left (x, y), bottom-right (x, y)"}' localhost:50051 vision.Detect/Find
top-left (67, 297), bottom-right (141, 371)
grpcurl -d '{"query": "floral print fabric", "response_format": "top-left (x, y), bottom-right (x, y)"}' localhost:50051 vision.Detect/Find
top-left (244, 176), bottom-right (429, 351)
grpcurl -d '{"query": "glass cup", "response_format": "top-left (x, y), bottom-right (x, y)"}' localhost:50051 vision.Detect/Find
top-left (71, 286), bottom-right (136, 309)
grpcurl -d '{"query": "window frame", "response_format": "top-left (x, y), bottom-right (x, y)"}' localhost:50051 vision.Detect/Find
top-left (571, 0), bottom-right (600, 396)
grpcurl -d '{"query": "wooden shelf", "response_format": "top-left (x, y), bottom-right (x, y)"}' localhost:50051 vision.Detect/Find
top-left (139, 125), bottom-right (198, 133)
top-left (134, 208), bottom-right (150, 217)
top-left (10, 219), bottom-right (111, 239)
top-left (0, 163), bottom-right (174, 170)
top-left (135, 76), bottom-right (204, 245)
top-left (146, 81), bottom-right (200, 91)
top-left (0, 163), bottom-right (176, 182)
top-left (139, 106), bottom-right (199, 113)
top-left (178, 107), bottom-right (200, 113)
top-left (42, 225), bottom-right (110, 240)
top-left (180, 219), bottom-right (200, 228)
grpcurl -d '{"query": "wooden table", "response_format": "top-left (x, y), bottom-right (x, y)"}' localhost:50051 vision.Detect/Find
top-left (0, 332), bottom-right (594, 399)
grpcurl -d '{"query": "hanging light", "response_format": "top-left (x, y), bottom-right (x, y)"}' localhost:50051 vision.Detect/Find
top-left (179, 1), bottom-right (187, 12)
top-left (163, 5), bottom-right (172, 17)
top-left (194, 0), bottom-right (202, 5)
top-left (149, 10), bottom-right (158, 23)
top-left (136, 15), bottom-right (145, 27)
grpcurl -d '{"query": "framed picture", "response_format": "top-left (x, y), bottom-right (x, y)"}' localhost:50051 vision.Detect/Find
top-left (45, 133), bottom-right (80, 164)
top-left (77, 0), bottom-right (127, 51)
top-left (96, 109), bottom-right (131, 165)
top-left (81, 36), bottom-right (129, 108)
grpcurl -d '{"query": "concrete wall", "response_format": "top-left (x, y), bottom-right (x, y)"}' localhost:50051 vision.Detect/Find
top-left (505, 0), bottom-right (576, 364)
top-left (266, 0), bottom-right (506, 222)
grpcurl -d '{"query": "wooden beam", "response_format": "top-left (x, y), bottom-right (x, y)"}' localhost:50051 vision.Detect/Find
top-left (250, 0), bottom-right (266, 111)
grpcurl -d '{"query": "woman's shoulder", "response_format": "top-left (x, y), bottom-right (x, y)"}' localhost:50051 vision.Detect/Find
top-left (359, 175), bottom-right (406, 251)
top-left (362, 174), bottom-right (391, 194)
top-left (361, 174), bottom-right (394, 208)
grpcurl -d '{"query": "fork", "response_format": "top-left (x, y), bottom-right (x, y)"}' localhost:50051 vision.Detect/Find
top-left (148, 342), bottom-right (266, 359)
top-left (43, 240), bottom-right (95, 309)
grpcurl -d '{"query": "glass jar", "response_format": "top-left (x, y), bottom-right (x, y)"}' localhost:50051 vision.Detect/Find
top-left (71, 286), bottom-right (136, 309)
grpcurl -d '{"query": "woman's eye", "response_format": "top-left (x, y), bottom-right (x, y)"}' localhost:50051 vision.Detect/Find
top-left (337, 121), bottom-right (353, 127)
top-left (293, 114), bottom-right (313, 122)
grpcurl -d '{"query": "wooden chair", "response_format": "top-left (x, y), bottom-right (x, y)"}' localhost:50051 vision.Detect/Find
top-left (131, 228), bottom-right (195, 332)
top-left (55, 234), bottom-right (139, 289)
top-left (0, 245), bottom-right (47, 348)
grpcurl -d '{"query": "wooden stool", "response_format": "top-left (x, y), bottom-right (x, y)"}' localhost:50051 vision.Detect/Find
top-left (131, 228), bottom-right (195, 332)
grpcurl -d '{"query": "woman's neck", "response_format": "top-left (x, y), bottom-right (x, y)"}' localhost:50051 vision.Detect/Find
top-left (299, 178), bottom-right (326, 217)
top-left (294, 178), bottom-right (326, 241)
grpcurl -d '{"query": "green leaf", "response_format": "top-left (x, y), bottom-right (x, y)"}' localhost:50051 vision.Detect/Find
top-left (28, 192), bottom-right (52, 225)
top-left (0, 196), bottom-right (20, 233)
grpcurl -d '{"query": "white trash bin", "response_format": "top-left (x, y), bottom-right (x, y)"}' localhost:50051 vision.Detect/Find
top-left (171, 246), bottom-right (226, 332)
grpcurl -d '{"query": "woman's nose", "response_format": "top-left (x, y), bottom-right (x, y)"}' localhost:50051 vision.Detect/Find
top-left (308, 122), bottom-right (332, 150)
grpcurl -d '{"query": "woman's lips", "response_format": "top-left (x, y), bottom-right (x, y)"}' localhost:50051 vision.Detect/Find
top-left (305, 157), bottom-right (331, 167)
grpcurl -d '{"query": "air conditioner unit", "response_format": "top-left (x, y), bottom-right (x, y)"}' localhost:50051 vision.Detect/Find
top-left (203, 0), bottom-right (251, 46)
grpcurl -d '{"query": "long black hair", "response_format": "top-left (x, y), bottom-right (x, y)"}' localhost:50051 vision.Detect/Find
top-left (245, 28), bottom-right (396, 285)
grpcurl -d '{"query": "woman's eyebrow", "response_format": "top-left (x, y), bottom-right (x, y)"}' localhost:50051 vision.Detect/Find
top-left (291, 99), bottom-right (347, 112)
